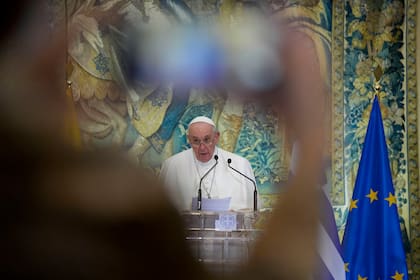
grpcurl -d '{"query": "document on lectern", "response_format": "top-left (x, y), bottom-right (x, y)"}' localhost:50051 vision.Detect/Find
top-left (192, 197), bottom-right (231, 211)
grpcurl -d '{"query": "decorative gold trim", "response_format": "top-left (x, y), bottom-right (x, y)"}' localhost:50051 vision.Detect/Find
top-left (331, 1), bottom-right (345, 207)
top-left (407, 0), bottom-right (419, 276)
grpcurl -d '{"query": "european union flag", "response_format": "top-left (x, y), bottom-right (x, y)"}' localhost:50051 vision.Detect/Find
top-left (341, 96), bottom-right (408, 279)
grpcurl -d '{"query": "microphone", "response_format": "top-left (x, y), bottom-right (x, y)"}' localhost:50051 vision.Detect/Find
top-left (227, 158), bottom-right (258, 211)
top-left (197, 155), bottom-right (219, 210)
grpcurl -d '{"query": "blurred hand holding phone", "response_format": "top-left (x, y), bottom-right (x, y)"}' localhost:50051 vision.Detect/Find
top-left (123, 9), bottom-right (283, 93)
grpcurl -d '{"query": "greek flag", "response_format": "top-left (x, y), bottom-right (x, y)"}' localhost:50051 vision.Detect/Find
top-left (290, 143), bottom-right (345, 280)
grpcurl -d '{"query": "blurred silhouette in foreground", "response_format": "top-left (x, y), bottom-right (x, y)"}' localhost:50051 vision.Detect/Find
top-left (0, 2), bottom-right (326, 280)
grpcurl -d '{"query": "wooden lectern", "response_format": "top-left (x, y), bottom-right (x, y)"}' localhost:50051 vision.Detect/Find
top-left (181, 211), bottom-right (264, 276)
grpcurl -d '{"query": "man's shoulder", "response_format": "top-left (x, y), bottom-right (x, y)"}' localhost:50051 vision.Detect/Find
top-left (164, 149), bottom-right (192, 164)
top-left (218, 147), bottom-right (250, 163)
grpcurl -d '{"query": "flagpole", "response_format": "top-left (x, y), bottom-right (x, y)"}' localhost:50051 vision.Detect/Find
top-left (374, 81), bottom-right (381, 101)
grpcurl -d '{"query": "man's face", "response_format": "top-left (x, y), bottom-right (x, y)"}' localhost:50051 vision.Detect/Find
top-left (188, 122), bottom-right (219, 163)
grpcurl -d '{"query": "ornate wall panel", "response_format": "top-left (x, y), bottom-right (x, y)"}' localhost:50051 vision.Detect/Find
top-left (332, 0), bottom-right (419, 277)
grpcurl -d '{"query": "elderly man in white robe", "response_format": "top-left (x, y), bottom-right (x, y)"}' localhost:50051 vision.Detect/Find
top-left (160, 116), bottom-right (257, 212)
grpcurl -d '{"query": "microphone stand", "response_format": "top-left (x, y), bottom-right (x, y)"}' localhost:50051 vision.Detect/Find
top-left (197, 155), bottom-right (219, 210)
top-left (227, 158), bottom-right (258, 211)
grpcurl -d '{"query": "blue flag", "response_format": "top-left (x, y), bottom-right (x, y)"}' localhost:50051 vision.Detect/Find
top-left (341, 96), bottom-right (408, 279)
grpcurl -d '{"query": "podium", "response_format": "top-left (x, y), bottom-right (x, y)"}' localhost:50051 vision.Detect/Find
top-left (181, 211), bottom-right (264, 276)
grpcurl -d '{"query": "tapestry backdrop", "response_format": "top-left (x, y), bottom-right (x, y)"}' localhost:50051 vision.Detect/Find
top-left (66, 0), bottom-right (332, 206)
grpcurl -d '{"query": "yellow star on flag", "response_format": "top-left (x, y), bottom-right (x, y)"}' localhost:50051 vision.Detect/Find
top-left (349, 199), bottom-right (358, 211)
top-left (358, 275), bottom-right (367, 280)
top-left (344, 263), bottom-right (349, 272)
top-left (366, 188), bottom-right (378, 203)
top-left (391, 270), bottom-right (404, 280)
top-left (385, 192), bottom-right (397, 207)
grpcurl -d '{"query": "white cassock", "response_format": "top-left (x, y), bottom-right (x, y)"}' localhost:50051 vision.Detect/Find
top-left (160, 147), bottom-right (256, 211)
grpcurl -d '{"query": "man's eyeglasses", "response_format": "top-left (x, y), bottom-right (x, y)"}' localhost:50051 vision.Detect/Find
top-left (189, 136), bottom-right (213, 147)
